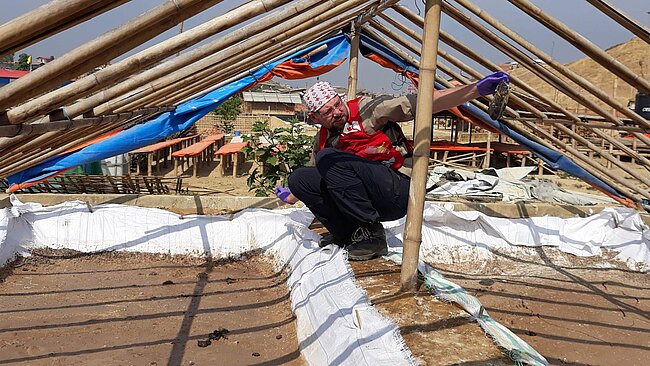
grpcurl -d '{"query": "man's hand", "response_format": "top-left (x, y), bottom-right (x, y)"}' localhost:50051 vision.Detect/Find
top-left (477, 71), bottom-right (510, 96)
top-left (274, 186), bottom-right (297, 204)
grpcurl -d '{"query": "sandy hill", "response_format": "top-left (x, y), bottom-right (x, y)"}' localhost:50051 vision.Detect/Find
top-left (510, 37), bottom-right (649, 116)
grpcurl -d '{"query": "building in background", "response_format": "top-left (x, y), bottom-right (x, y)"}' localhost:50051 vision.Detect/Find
top-left (0, 69), bottom-right (29, 86)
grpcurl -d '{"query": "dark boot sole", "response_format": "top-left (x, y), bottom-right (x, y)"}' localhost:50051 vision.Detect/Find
top-left (347, 249), bottom-right (388, 261)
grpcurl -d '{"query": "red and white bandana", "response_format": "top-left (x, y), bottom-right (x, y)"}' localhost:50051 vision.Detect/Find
top-left (302, 81), bottom-right (338, 112)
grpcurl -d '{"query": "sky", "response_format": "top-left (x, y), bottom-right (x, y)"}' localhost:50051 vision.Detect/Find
top-left (1, 0), bottom-right (648, 94)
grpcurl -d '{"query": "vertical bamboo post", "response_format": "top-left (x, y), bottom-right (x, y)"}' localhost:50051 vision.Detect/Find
top-left (400, 0), bottom-right (443, 292)
top-left (484, 131), bottom-right (492, 168)
top-left (347, 22), bottom-right (360, 99)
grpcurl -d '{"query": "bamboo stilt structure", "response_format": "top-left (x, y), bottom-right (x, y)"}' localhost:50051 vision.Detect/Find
top-left (56, 0), bottom-right (336, 121)
top-left (0, 0), bottom-right (130, 58)
top-left (0, 114), bottom-right (154, 178)
top-left (508, 0), bottom-right (650, 94)
top-left (393, 3), bottom-right (650, 198)
top-left (367, 19), bottom-right (520, 118)
top-left (151, 14), bottom-right (362, 108)
top-left (452, 0), bottom-right (650, 135)
top-left (586, 0), bottom-right (650, 44)
top-left (441, 1), bottom-right (650, 176)
top-left (347, 23), bottom-right (361, 99)
top-left (5, 0), bottom-right (290, 126)
top-left (376, 12), bottom-right (546, 119)
top-left (0, 107), bottom-right (173, 138)
top-left (393, 5), bottom-right (579, 122)
top-left (0, 0), bottom-right (225, 110)
top-left (97, 0), bottom-right (370, 114)
top-left (400, 0), bottom-right (443, 292)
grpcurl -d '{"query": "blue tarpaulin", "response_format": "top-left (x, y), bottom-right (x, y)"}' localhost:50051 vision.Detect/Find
top-left (9, 34), bottom-right (350, 189)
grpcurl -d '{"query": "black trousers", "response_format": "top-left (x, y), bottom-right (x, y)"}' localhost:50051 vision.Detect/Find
top-left (288, 148), bottom-right (410, 240)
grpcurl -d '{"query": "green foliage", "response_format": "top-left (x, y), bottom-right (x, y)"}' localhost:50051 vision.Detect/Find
top-left (212, 95), bottom-right (242, 134)
top-left (16, 53), bottom-right (29, 71)
top-left (0, 53), bottom-right (15, 68)
top-left (242, 118), bottom-right (313, 197)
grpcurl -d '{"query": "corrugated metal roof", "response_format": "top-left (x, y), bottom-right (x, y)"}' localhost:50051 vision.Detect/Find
top-left (242, 91), bottom-right (302, 104)
top-left (0, 69), bottom-right (29, 79)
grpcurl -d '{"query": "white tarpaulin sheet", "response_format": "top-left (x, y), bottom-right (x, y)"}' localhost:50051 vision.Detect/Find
top-left (0, 195), bottom-right (414, 366)
top-left (381, 203), bottom-right (650, 271)
top-left (2, 196), bottom-right (649, 365)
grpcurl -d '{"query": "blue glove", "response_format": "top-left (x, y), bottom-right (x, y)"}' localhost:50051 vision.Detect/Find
top-left (274, 186), bottom-right (292, 203)
top-left (477, 71), bottom-right (510, 96)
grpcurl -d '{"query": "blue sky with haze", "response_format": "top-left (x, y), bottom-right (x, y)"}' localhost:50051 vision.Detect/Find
top-left (2, 0), bottom-right (648, 94)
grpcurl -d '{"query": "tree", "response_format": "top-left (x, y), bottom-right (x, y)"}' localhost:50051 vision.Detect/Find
top-left (0, 53), bottom-right (15, 69)
top-left (16, 53), bottom-right (30, 71)
top-left (212, 95), bottom-right (242, 134)
top-left (242, 118), bottom-right (313, 196)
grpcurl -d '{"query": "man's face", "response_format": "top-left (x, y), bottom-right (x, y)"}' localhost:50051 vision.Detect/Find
top-left (308, 96), bottom-right (348, 129)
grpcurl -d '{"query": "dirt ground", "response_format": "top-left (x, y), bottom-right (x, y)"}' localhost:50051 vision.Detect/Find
top-left (350, 259), bottom-right (511, 366)
top-left (0, 250), bottom-right (304, 366)
top-left (431, 248), bottom-right (650, 366)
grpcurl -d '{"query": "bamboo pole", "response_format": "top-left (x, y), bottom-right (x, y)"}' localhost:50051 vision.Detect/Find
top-left (515, 118), bottom-right (647, 133)
top-left (393, 5), bottom-right (578, 122)
top-left (376, 12), bottom-right (546, 119)
top-left (148, 13), bottom-right (359, 108)
top-left (0, 0), bottom-right (130, 58)
top-left (441, 1), bottom-right (650, 174)
top-left (0, 0), bottom-right (224, 110)
top-left (401, 0), bottom-right (443, 292)
top-left (95, 0), bottom-right (369, 114)
top-left (452, 0), bottom-right (650, 139)
top-left (367, 19), bottom-right (520, 118)
top-left (5, 0), bottom-right (290, 126)
top-left (0, 114), bottom-right (153, 178)
top-left (56, 0), bottom-right (332, 121)
top-left (393, 3), bottom-right (649, 199)
top-left (129, 2), bottom-right (368, 109)
top-left (586, 0), bottom-right (650, 44)
top-left (347, 22), bottom-right (361, 99)
top-left (507, 0), bottom-right (650, 94)
top-left (499, 117), bottom-right (641, 201)
top-left (0, 107), bottom-right (173, 138)
top-left (517, 119), bottom-right (648, 200)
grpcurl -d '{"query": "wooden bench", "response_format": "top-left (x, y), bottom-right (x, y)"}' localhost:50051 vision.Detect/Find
top-left (171, 134), bottom-right (224, 177)
top-left (131, 134), bottom-right (200, 175)
top-left (214, 141), bottom-right (248, 177)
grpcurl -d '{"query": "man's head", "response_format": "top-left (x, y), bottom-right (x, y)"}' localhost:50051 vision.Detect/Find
top-left (303, 81), bottom-right (348, 129)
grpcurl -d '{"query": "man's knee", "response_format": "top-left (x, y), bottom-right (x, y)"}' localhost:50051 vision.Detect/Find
top-left (287, 167), bottom-right (309, 192)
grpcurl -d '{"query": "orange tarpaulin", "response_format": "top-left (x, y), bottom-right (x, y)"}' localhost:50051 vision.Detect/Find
top-left (172, 140), bottom-right (217, 157)
top-left (202, 133), bottom-right (225, 142)
top-left (215, 142), bottom-right (248, 155)
top-left (131, 134), bottom-right (199, 153)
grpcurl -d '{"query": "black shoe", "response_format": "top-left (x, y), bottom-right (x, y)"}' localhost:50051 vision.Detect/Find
top-left (346, 222), bottom-right (388, 261)
top-left (318, 232), bottom-right (350, 248)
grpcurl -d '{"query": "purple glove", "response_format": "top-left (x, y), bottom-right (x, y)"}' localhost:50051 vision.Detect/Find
top-left (477, 71), bottom-right (510, 96)
top-left (274, 186), bottom-right (292, 203)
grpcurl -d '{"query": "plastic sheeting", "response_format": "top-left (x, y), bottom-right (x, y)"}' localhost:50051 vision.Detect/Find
top-left (0, 196), bottom-right (415, 366)
top-left (381, 203), bottom-right (650, 271)
top-left (8, 35), bottom-right (350, 190)
top-left (426, 166), bottom-right (617, 205)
